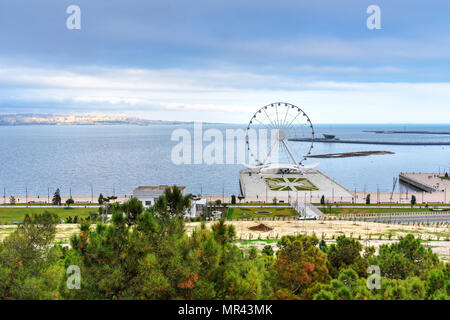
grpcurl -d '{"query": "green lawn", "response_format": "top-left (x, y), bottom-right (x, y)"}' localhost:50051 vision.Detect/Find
top-left (313, 203), bottom-right (447, 207)
top-left (227, 206), bottom-right (297, 220)
top-left (318, 207), bottom-right (437, 215)
top-left (230, 203), bottom-right (290, 206)
top-left (0, 207), bottom-right (97, 224)
top-left (0, 203), bottom-right (98, 206)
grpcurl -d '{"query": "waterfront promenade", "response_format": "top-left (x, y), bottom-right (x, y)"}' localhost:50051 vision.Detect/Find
top-left (2, 190), bottom-right (449, 205)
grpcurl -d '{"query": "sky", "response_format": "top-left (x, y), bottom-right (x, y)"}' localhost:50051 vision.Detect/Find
top-left (0, 0), bottom-right (450, 124)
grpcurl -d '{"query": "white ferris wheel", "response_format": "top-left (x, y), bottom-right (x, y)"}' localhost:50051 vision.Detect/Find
top-left (243, 102), bottom-right (318, 174)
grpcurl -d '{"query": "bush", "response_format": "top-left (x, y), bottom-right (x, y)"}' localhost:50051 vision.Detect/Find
top-left (262, 245), bottom-right (274, 257)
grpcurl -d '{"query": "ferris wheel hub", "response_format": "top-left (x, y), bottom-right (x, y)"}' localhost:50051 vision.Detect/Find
top-left (277, 130), bottom-right (286, 141)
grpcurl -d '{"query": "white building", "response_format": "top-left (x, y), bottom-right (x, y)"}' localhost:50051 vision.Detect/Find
top-left (133, 185), bottom-right (185, 207)
top-left (132, 185), bottom-right (206, 218)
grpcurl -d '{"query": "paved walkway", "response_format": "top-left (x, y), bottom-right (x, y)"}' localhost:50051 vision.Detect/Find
top-left (0, 205), bottom-right (100, 208)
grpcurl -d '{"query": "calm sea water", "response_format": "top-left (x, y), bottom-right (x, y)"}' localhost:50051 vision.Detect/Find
top-left (0, 124), bottom-right (449, 196)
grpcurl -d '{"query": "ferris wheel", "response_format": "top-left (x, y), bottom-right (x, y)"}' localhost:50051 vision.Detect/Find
top-left (245, 102), bottom-right (315, 168)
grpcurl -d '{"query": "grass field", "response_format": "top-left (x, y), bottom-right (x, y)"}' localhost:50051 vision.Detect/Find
top-left (313, 203), bottom-right (448, 207)
top-left (227, 206), bottom-right (297, 220)
top-left (230, 203), bottom-right (290, 206)
top-left (0, 203), bottom-right (98, 206)
top-left (0, 207), bottom-right (97, 224)
top-left (319, 207), bottom-right (436, 215)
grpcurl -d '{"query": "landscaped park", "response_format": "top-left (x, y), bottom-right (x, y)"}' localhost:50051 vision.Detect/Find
top-left (264, 177), bottom-right (318, 191)
top-left (0, 207), bottom-right (96, 225)
top-left (227, 205), bottom-right (298, 220)
top-left (318, 207), bottom-right (440, 215)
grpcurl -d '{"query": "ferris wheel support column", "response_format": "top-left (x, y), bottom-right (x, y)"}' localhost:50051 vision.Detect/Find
top-left (281, 139), bottom-right (300, 167)
top-left (262, 138), bottom-right (279, 166)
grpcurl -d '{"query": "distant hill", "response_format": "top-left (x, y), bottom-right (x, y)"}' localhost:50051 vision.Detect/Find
top-left (0, 114), bottom-right (192, 126)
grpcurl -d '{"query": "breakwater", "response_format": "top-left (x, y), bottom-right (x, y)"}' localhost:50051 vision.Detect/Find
top-left (363, 130), bottom-right (450, 135)
top-left (289, 138), bottom-right (450, 146)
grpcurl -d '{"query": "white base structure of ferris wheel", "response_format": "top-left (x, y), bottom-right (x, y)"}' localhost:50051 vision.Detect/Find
top-left (242, 102), bottom-right (319, 175)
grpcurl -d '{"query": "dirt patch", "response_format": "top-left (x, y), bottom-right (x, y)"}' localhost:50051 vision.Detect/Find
top-left (249, 223), bottom-right (273, 232)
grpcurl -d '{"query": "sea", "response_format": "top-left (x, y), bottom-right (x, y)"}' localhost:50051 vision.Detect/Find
top-left (0, 124), bottom-right (449, 197)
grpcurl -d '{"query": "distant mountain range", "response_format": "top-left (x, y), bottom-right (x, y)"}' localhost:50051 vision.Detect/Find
top-left (0, 114), bottom-right (191, 126)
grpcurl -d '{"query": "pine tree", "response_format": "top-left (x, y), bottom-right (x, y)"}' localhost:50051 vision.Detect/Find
top-left (52, 188), bottom-right (61, 205)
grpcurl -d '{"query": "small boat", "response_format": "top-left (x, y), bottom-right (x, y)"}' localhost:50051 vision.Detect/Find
top-left (323, 134), bottom-right (337, 139)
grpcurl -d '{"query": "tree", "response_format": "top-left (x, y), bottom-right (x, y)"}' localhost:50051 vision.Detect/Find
top-left (271, 235), bottom-right (329, 299)
top-left (66, 197), bottom-right (74, 207)
top-left (273, 197), bottom-right (277, 204)
top-left (0, 212), bottom-right (62, 299)
top-left (98, 194), bottom-right (117, 206)
top-left (119, 197), bottom-right (144, 226)
top-left (52, 189), bottom-right (61, 206)
top-left (9, 196), bottom-right (15, 205)
top-left (98, 193), bottom-right (105, 205)
top-left (313, 269), bottom-right (375, 300)
top-left (411, 195), bottom-right (416, 207)
top-left (61, 198), bottom-right (271, 300)
top-left (372, 234), bottom-right (440, 280)
top-left (327, 236), bottom-right (367, 278)
top-left (319, 239), bottom-right (328, 253)
top-left (211, 219), bottom-right (235, 245)
top-left (154, 186), bottom-right (192, 221)
top-left (152, 186), bottom-right (192, 236)
top-left (365, 194), bottom-right (371, 205)
top-left (231, 195), bottom-right (236, 205)
top-left (320, 195), bottom-right (325, 206)
top-left (445, 172), bottom-right (449, 178)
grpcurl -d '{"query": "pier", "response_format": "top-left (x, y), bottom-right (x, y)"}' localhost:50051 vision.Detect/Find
top-left (289, 137), bottom-right (450, 145)
top-left (363, 130), bottom-right (450, 135)
top-left (399, 172), bottom-right (450, 194)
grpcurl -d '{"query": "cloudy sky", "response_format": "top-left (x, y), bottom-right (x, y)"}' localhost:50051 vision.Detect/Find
top-left (0, 0), bottom-right (449, 123)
